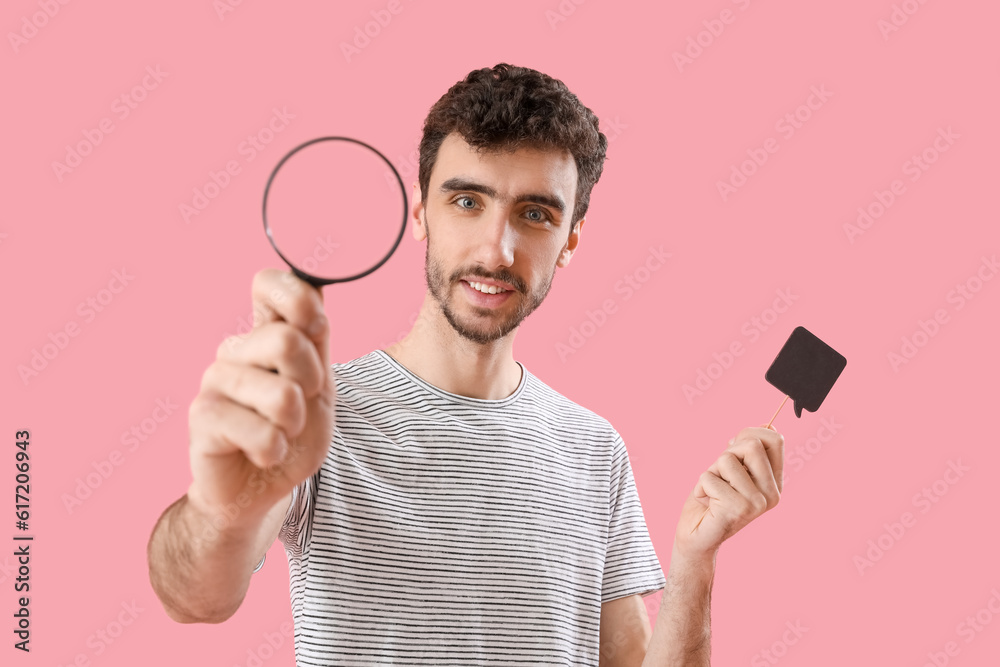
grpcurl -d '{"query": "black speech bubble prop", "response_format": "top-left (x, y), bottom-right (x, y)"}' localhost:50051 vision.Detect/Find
top-left (765, 326), bottom-right (846, 420)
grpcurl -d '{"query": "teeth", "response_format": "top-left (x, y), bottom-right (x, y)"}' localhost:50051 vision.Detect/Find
top-left (469, 281), bottom-right (506, 294)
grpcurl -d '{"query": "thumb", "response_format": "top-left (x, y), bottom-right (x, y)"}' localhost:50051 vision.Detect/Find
top-left (310, 282), bottom-right (325, 304)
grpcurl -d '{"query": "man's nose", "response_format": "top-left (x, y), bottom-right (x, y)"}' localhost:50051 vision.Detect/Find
top-left (473, 208), bottom-right (516, 268)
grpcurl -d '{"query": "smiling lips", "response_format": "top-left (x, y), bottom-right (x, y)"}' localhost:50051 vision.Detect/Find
top-left (460, 279), bottom-right (515, 306)
top-left (465, 279), bottom-right (510, 294)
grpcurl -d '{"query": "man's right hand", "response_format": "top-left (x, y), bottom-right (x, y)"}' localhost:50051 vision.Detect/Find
top-left (186, 268), bottom-right (334, 526)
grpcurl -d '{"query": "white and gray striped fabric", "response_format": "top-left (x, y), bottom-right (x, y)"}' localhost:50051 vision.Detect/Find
top-left (275, 349), bottom-right (665, 665)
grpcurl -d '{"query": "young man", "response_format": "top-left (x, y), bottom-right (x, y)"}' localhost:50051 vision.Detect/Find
top-left (148, 63), bottom-right (784, 666)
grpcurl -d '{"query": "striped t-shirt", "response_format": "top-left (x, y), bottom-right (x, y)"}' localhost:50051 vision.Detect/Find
top-left (272, 349), bottom-right (665, 665)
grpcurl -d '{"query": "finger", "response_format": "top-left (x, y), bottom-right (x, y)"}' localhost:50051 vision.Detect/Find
top-left (189, 391), bottom-right (288, 469)
top-left (697, 469), bottom-right (743, 508)
top-left (251, 268), bottom-right (324, 328)
top-left (693, 458), bottom-right (740, 507)
top-left (695, 440), bottom-right (746, 497)
top-left (250, 269), bottom-right (329, 369)
top-left (724, 441), bottom-right (780, 509)
top-left (715, 452), bottom-right (769, 514)
top-left (217, 322), bottom-right (324, 398)
top-left (731, 426), bottom-right (784, 494)
top-left (200, 360), bottom-right (307, 439)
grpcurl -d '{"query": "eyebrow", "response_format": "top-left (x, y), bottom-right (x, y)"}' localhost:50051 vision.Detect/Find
top-left (438, 177), bottom-right (566, 217)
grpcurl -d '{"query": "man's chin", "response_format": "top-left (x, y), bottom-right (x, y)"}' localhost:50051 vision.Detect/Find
top-left (443, 304), bottom-right (520, 344)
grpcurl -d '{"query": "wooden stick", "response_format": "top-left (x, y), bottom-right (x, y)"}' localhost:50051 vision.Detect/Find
top-left (766, 395), bottom-right (789, 429)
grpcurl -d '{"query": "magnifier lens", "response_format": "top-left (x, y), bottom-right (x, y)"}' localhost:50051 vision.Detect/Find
top-left (264, 137), bottom-right (407, 284)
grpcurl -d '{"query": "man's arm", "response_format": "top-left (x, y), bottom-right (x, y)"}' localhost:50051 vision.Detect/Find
top-left (640, 545), bottom-right (715, 666)
top-left (147, 490), bottom-right (291, 624)
top-left (641, 424), bottom-right (784, 665)
top-left (599, 593), bottom-right (652, 666)
top-left (597, 551), bottom-right (714, 667)
top-left (147, 268), bottom-right (334, 624)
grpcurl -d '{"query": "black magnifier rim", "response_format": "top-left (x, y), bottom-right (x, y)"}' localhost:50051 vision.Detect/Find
top-left (263, 135), bottom-right (408, 286)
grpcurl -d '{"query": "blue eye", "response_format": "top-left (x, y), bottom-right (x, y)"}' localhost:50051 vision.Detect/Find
top-left (525, 208), bottom-right (549, 223)
top-left (455, 196), bottom-right (476, 210)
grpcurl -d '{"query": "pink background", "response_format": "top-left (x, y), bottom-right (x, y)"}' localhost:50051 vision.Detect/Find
top-left (3, 0), bottom-right (999, 664)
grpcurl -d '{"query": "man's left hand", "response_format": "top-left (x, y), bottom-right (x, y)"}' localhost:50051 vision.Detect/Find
top-left (674, 424), bottom-right (784, 562)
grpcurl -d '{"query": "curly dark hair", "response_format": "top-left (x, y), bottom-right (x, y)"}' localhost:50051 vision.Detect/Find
top-left (418, 63), bottom-right (607, 232)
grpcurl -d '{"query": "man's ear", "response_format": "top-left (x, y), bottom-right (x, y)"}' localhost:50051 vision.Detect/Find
top-left (411, 182), bottom-right (427, 242)
top-left (556, 217), bottom-right (584, 268)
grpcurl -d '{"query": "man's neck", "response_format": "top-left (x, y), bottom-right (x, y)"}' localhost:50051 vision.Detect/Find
top-left (381, 291), bottom-right (522, 401)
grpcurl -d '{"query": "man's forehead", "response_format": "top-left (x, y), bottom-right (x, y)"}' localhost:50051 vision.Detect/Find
top-left (433, 132), bottom-right (578, 195)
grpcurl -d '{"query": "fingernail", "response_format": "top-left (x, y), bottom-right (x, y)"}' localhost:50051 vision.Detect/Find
top-left (728, 438), bottom-right (735, 446)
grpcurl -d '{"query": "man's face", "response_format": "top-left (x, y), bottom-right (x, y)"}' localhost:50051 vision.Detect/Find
top-left (414, 132), bottom-right (583, 345)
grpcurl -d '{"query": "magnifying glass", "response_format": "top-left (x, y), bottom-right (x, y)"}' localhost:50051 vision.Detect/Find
top-left (262, 136), bottom-right (408, 287)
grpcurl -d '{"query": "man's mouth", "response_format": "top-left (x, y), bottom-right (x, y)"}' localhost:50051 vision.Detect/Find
top-left (459, 279), bottom-right (516, 308)
top-left (463, 280), bottom-right (511, 295)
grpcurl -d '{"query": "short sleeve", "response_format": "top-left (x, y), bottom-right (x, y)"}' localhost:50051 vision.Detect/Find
top-left (251, 473), bottom-right (314, 574)
top-left (277, 470), bottom-right (317, 559)
top-left (601, 430), bottom-right (666, 602)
